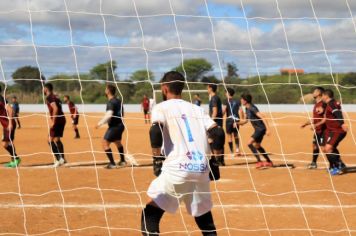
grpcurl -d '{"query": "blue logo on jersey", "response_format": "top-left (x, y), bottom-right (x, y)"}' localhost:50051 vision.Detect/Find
top-left (182, 114), bottom-right (194, 142)
top-left (179, 114), bottom-right (207, 172)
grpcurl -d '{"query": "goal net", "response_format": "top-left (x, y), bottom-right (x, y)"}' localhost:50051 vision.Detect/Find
top-left (0, 0), bottom-right (355, 235)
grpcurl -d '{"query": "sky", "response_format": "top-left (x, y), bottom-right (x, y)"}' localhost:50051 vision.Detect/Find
top-left (0, 0), bottom-right (356, 81)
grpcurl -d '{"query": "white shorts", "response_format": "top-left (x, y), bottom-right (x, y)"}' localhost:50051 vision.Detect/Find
top-left (147, 173), bottom-right (212, 217)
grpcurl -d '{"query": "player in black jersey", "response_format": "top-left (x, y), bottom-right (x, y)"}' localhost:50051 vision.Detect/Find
top-left (96, 85), bottom-right (126, 169)
top-left (223, 87), bottom-right (244, 157)
top-left (240, 93), bottom-right (273, 169)
top-left (207, 84), bottom-right (224, 165)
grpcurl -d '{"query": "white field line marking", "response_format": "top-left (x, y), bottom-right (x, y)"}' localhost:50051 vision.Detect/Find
top-left (1, 203), bottom-right (355, 210)
top-left (0, 165), bottom-right (347, 170)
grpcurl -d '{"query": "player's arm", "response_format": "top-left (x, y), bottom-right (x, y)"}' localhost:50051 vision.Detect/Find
top-left (50, 102), bottom-right (58, 126)
top-left (95, 110), bottom-right (113, 129)
top-left (331, 106), bottom-right (347, 132)
top-left (5, 104), bottom-right (13, 130)
top-left (311, 117), bottom-right (326, 130)
top-left (149, 122), bottom-right (165, 176)
top-left (222, 104), bottom-right (227, 117)
top-left (301, 120), bottom-right (311, 128)
top-left (256, 111), bottom-right (271, 135)
top-left (207, 124), bottom-right (225, 154)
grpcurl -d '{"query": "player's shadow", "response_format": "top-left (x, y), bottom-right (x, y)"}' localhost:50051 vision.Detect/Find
top-left (231, 161), bottom-right (258, 166)
top-left (24, 163), bottom-right (56, 167)
top-left (345, 166), bottom-right (356, 174)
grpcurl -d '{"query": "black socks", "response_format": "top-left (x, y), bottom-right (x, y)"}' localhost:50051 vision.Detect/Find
top-left (312, 148), bottom-right (319, 163)
top-left (105, 148), bottom-right (115, 165)
top-left (194, 211), bottom-right (217, 236)
top-left (5, 144), bottom-right (18, 160)
top-left (75, 128), bottom-right (80, 138)
top-left (257, 147), bottom-right (271, 162)
top-left (141, 204), bottom-right (165, 236)
top-left (248, 144), bottom-right (261, 162)
top-left (228, 142), bottom-right (233, 153)
top-left (118, 146), bottom-right (125, 162)
top-left (50, 142), bottom-right (61, 161)
top-left (56, 140), bottom-right (65, 161)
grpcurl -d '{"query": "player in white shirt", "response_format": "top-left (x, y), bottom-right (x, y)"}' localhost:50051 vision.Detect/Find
top-left (141, 71), bottom-right (225, 236)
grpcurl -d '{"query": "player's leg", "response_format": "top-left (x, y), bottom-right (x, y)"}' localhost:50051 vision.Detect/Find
top-left (255, 142), bottom-right (273, 167)
top-left (309, 133), bottom-right (321, 169)
top-left (102, 138), bottom-right (116, 169)
top-left (186, 182), bottom-right (216, 236)
top-left (113, 124), bottom-right (126, 166)
top-left (326, 132), bottom-right (347, 175)
top-left (73, 117), bottom-right (80, 139)
top-left (226, 119), bottom-right (234, 155)
top-left (247, 137), bottom-right (262, 164)
top-left (16, 115), bottom-right (21, 129)
top-left (114, 140), bottom-right (126, 166)
top-left (3, 126), bottom-right (20, 168)
top-left (141, 201), bottom-right (165, 236)
top-left (49, 137), bottom-right (63, 167)
top-left (226, 133), bottom-right (233, 154)
top-left (144, 110), bottom-right (148, 124)
top-left (194, 211), bottom-right (217, 236)
top-left (233, 125), bottom-right (240, 156)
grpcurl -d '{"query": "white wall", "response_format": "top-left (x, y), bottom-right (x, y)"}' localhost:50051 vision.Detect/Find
top-left (18, 104), bottom-right (356, 113)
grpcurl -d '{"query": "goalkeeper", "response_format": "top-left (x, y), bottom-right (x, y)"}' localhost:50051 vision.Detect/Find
top-left (141, 71), bottom-right (225, 236)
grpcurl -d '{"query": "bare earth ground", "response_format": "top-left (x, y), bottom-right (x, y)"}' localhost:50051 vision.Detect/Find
top-left (0, 112), bottom-right (356, 236)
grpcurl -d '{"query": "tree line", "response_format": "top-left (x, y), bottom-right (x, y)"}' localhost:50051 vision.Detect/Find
top-left (5, 58), bottom-right (356, 104)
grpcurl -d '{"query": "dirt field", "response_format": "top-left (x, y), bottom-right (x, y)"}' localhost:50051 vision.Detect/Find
top-left (0, 112), bottom-right (355, 236)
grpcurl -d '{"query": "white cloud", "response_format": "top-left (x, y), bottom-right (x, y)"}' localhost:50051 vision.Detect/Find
top-left (0, 0), bottom-right (355, 79)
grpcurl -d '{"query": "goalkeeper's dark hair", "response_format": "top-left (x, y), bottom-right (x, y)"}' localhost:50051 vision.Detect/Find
top-left (226, 87), bottom-right (235, 97)
top-left (323, 89), bottom-right (334, 99)
top-left (241, 92), bottom-right (252, 104)
top-left (44, 83), bottom-right (53, 92)
top-left (161, 71), bottom-right (185, 95)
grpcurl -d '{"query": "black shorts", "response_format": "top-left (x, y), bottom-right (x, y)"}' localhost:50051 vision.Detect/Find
top-left (2, 126), bottom-right (16, 142)
top-left (104, 124), bottom-right (125, 142)
top-left (225, 118), bottom-right (239, 134)
top-left (143, 109), bottom-right (149, 115)
top-left (72, 116), bottom-right (79, 125)
top-left (252, 129), bottom-right (266, 143)
top-left (50, 122), bottom-right (66, 138)
top-left (313, 132), bottom-right (325, 146)
top-left (324, 131), bottom-right (346, 148)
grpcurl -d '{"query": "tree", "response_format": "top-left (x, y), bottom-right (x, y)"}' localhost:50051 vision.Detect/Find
top-left (12, 66), bottom-right (45, 92)
top-left (342, 72), bottom-right (356, 86)
top-left (48, 74), bottom-right (82, 91)
top-left (90, 60), bottom-right (118, 81)
top-left (201, 75), bottom-right (219, 84)
top-left (130, 70), bottom-right (154, 81)
top-left (225, 62), bottom-right (239, 80)
top-left (174, 58), bottom-right (213, 82)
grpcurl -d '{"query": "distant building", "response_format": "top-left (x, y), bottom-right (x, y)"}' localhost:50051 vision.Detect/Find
top-left (280, 68), bottom-right (305, 75)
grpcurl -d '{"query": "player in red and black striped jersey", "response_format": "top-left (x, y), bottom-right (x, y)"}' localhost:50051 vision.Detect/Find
top-left (322, 89), bottom-right (347, 175)
top-left (64, 95), bottom-right (80, 139)
top-left (44, 83), bottom-right (67, 167)
top-left (301, 87), bottom-right (327, 169)
top-left (0, 87), bottom-right (21, 168)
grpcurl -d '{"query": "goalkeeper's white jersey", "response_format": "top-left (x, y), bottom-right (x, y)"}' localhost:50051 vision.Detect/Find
top-left (151, 99), bottom-right (215, 183)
